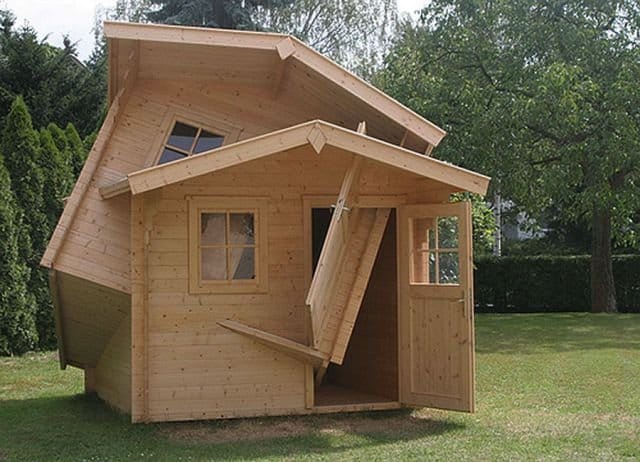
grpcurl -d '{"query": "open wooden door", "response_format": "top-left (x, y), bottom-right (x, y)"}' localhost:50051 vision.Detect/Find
top-left (398, 201), bottom-right (475, 412)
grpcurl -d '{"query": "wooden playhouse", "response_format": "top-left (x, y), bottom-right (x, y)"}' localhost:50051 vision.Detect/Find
top-left (41, 22), bottom-right (490, 423)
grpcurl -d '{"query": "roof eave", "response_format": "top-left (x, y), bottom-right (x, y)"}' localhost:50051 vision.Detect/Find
top-left (109, 120), bottom-right (487, 198)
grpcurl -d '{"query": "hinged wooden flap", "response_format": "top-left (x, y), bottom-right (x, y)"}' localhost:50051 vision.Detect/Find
top-left (218, 319), bottom-right (328, 368)
top-left (306, 155), bottom-right (394, 375)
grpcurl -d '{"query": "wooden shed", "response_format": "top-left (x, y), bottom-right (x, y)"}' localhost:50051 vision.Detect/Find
top-left (41, 21), bottom-right (490, 423)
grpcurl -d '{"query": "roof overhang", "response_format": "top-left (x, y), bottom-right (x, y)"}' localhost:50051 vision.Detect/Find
top-left (101, 120), bottom-right (489, 199)
top-left (103, 21), bottom-right (447, 150)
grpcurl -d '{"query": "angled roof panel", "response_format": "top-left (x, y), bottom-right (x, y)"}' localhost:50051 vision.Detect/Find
top-left (123, 120), bottom-right (489, 196)
top-left (103, 21), bottom-right (446, 149)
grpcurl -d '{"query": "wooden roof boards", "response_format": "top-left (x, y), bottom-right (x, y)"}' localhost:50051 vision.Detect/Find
top-left (103, 21), bottom-right (446, 151)
top-left (122, 120), bottom-right (490, 196)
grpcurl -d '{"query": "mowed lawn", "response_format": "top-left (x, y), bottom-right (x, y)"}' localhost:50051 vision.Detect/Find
top-left (1, 313), bottom-right (639, 461)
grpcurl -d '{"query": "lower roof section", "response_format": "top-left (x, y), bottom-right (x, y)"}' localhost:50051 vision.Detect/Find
top-left (109, 120), bottom-right (490, 197)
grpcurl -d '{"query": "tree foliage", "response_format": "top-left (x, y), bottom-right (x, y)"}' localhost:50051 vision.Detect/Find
top-left (0, 12), bottom-right (105, 137)
top-left (146, 0), bottom-right (290, 29)
top-left (254, 0), bottom-right (398, 75)
top-left (379, 0), bottom-right (640, 312)
top-left (99, 0), bottom-right (398, 75)
top-left (0, 158), bottom-right (38, 355)
top-left (1, 97), bottom-right (58, 350)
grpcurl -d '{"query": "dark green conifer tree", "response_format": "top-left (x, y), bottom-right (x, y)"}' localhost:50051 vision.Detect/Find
top-left (64, 123), bottom-right (87, 178)
top-left (1, 97), bottom-right (54, 349)
top-left (0, 157), bottom-right (38, 355)
top-left (39, 129), bottom-right (73, 230)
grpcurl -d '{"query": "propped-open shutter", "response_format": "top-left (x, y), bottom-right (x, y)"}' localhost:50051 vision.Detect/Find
top-left (306, 156), bottom-right (391, 375)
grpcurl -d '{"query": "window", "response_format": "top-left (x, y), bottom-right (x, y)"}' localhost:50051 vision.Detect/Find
top-left (188, 197), bottom-right (268, 293)
top-left (158, 121), bottom-right (225, 165)
top-left (410, 216), bottom-right (460, 284)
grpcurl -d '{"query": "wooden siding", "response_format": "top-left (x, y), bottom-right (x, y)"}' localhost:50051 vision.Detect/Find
top-left (136, 145), bottom-right (451, 421)
top-left (95, 314), bottom-right (132, 413)
top-left (51, 78), bottom-right (458, 295)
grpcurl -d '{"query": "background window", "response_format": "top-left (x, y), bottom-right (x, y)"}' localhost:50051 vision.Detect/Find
top-left (158, 121), bottom-right (225, 165)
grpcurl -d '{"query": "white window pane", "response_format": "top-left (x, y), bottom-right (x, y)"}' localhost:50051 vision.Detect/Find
top-left (230, 247), bottom-right (255, 280)
top-left (201, 248), bottom-right (227, 280)
top-left (229, 213), bottom-right (255, 245)
top-left (201, 213), bottom-right (226, 245)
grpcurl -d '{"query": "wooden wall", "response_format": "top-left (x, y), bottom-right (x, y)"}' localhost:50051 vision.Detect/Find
top-left (54, 78), bottom-right (440, 295)
top-left (95, 314), bottom-right (132, 413)
top-left (327, 212), bottom-right (398, 400)
top-left (135, 145), bottom-right (445, 421)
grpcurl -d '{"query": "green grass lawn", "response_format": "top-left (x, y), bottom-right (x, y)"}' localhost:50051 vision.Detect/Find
top-left (1, 313), bottom-right (639, 461)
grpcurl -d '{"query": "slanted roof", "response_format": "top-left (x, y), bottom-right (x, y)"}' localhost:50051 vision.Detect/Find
top-left (104, 120), bottom-right (489, 197)
top-left (103, 21), bottom-right (447, 152)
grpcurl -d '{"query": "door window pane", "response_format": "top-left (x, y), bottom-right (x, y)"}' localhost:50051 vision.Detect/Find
top-left (410, 215), bottom-right (461, 285)
top-left (438, 216), bottom-right (459, 249)
top-left (412, 218), bottom-right (434, 252)
top-left (439, 252), bottom-right (459, 284)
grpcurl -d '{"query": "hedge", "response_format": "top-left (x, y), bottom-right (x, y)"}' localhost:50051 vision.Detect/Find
top-left (474, 255), bottom-right (640, 313)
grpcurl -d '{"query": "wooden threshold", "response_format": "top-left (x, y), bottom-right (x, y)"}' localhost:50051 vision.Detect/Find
top-left (311, 402), bottom-right (402, 414)
top-left (313, 384), bottom-right (400, 414)
top-left (218, 319), bottom-right (328, 368)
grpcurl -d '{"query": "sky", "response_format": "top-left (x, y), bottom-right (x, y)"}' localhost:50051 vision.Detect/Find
top-left (1, 0), bottom-right (428, 60)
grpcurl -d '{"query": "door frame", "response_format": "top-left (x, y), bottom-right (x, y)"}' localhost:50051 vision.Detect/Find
top-left (302, 194), bottom-right (406, 405)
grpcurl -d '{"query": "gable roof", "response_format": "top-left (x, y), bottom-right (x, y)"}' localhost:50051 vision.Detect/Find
top-left (105, 120), bottom-right (489, 197)
top-left (103, 21), bottom-right (447, 150)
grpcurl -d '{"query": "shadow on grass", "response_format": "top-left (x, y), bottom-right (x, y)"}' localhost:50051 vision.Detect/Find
top-left (0, 394), bottom-right (463, 461)
top-left (476, 312), bottom-right (640, 355)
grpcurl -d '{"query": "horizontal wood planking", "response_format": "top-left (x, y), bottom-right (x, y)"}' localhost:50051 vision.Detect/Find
top-left (56, 78), bottom-right (432, 290)
top-left (48, 75), bottom-right (468, 294)
top-left (142, 147), bottom-right (443, 419)
top-left (104, 22), bottom-right (446, 151)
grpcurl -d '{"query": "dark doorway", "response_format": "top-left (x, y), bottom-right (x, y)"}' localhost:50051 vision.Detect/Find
top-left (311, 209), bottom-right (399, 406)
top-left (311, 207), bottom-right (332, 273)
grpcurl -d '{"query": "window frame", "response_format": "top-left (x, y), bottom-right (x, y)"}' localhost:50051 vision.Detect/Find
top-left (188, 196), bottom-right (269, 294)
top-left (409, 215), bottom-right (461, 286)
top-left (148, 110), bottom-right (243, 168)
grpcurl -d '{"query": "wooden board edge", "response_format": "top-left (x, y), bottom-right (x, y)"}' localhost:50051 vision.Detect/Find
top-left (48, 269), bottom-right (67, 369)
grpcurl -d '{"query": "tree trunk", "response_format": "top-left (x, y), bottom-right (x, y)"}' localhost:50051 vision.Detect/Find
top-left (590, 207), bottom-right (617, 313)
